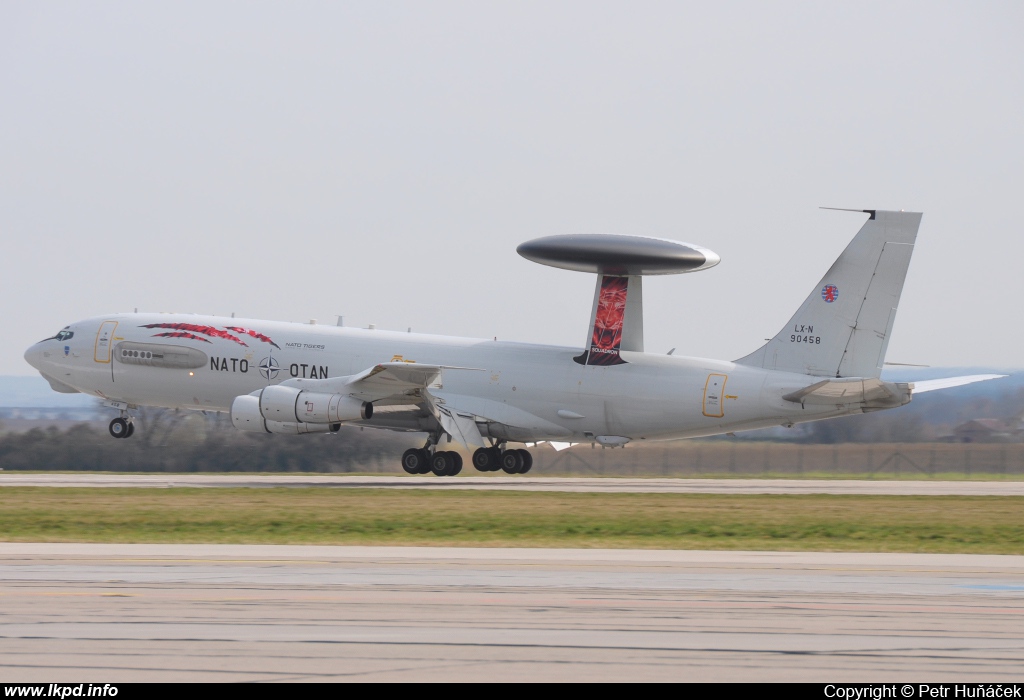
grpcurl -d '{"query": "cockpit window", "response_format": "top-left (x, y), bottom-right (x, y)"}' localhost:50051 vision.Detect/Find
top-left (42, 328), bottom-right (74, 342)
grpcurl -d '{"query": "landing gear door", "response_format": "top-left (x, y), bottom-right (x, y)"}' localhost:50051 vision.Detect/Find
top-left (94, 321), bottom-right (118, 363)
top-left (703, 373), bottom-right (727, 418)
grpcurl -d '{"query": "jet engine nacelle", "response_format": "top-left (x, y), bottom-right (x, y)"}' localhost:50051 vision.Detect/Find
top-left (230, 394), bottom-right (343, 434)
top-left (256, 384), bottom-right (373, 424)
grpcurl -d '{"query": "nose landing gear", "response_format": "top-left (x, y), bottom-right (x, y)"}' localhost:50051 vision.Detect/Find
top-left (108, 417), bottom-right (135, 439)
top-left (102, 400), bottom-right (136, 440)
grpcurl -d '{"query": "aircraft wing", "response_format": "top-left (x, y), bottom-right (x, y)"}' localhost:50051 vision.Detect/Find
top-left (281, 362), bottom-right (481, 403)
top-left (343, 362), bottom-right (445, 400)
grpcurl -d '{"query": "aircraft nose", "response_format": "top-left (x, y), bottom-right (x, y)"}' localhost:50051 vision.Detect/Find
top-left (24, 342), bottom-right (43, 371)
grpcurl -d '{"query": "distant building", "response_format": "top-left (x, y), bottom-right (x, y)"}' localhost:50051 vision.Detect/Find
top-left (952, 418), bottom-right (1021, 443)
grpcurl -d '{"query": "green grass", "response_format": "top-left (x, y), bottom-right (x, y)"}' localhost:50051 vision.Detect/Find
top-left (1, 487), bottom-right (1023, 553)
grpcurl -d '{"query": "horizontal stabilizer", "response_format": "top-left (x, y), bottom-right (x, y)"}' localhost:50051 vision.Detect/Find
top-left (783, 377), bottom-right (911, 408)
top-left (911, 374), bottom-right (1007, 394)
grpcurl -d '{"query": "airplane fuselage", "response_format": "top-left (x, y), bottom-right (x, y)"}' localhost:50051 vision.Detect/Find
top-left (25, 312), bottom-right (856, 444)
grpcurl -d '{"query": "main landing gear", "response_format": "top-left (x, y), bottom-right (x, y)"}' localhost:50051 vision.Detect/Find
top-left (472, 445), bottom-right (532, 474)
top-left (108, 416), bottom-right (135, 439)
top-left (401, 447), bottom-right (463, 477)
top-left (400, 441), bottom-right (532, 477)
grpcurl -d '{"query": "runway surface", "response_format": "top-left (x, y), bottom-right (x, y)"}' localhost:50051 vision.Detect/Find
top-left (2, 473), bottom-right (1023, 495)
top-left (1, 544), bottom-right (1023, 681)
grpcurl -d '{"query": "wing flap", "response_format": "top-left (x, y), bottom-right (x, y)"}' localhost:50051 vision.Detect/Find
top-left (427, 391), bottom-right (571, 439)
top-left (431, 403), bottom-right (488, 450)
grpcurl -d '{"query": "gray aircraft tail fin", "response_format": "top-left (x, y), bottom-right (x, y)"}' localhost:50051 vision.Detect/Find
top-left (735, 210), bottom-right (922, 379)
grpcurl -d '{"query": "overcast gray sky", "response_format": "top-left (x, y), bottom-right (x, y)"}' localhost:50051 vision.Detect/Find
top-left (3, 1), bottom-right (1022, 375)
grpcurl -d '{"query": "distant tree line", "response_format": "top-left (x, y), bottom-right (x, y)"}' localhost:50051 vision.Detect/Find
top-left (0, 409), bottom-right (418, 472)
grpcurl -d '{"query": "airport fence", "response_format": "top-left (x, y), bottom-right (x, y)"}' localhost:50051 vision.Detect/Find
top-left (532, 441), bottom-right (1024, 477)
top-left (1, 417), bottom-right (1024, 476)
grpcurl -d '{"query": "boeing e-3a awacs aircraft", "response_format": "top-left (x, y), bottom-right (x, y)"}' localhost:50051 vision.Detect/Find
top-left (24, 209), bottom-right (1002, 476)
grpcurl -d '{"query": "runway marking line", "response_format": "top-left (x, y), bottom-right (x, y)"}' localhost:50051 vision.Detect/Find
top-left (20, 558), bottom-right (1024, 577)
top-left (3, 584), bottom-right (1023, 616)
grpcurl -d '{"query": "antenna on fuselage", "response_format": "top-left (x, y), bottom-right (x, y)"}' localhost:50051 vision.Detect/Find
top-left (516, 234), bottom-right (721, 365)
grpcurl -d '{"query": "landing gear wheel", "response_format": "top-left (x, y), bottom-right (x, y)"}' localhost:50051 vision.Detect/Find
top-left (472, 447), bottom-right (500, 472)
top-left (431, 451), bottom-right (455, 477)
top-left (108, 417), bottom-right (129, 439)
top-left (501, 449), bottom-right (524, 474)
top-left (125, 422), bottom-right (135, 439)
top-left (449, 452), bottom-right (463, 476)
top-left (401, 448), bottom-right (431, 475)
top-left (516, 449), bottom-right (532, 474)
top-left (488, 447), bottom-right (503, 471)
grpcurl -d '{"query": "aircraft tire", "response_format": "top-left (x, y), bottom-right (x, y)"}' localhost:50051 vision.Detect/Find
top-left (487, 447), bottom-right (503, 471)
top-left (471, 448), bottom-right (489, 471)
top-left (431, 451), bottom-right (455, 477)
top-left (415, 449), bottom-right (432, 473)
top-left (516, 449), bottom-right (532, 474)
top-left (109, 418), bottom-right (129, 439)
top-left (472, 447), bottom-right (497, 472)
top-left (401, 448), bottom-right (430, 475)
top-left (449, 452), bottom-right (463, 476)
top-left (501, 450), bottom-right (524, 474)
top-left (125, 422), bottom-right (135, 439)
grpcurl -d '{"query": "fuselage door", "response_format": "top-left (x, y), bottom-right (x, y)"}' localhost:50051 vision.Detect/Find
top-left (94, 321), bottom-right (118, 363)
top-left (702, 373), bottom-right (727, 418)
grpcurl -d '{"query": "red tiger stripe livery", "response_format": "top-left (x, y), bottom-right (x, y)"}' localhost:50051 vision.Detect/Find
top-left (151, 331), bottom-right (212, 343)
top-left (225, 326), bottom-right (281, 349)
top-left (141, 323), bottom-right (248, 346)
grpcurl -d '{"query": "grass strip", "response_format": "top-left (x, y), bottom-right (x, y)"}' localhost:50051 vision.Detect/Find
top-left (0, 488), bottom-right (1022, 553)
